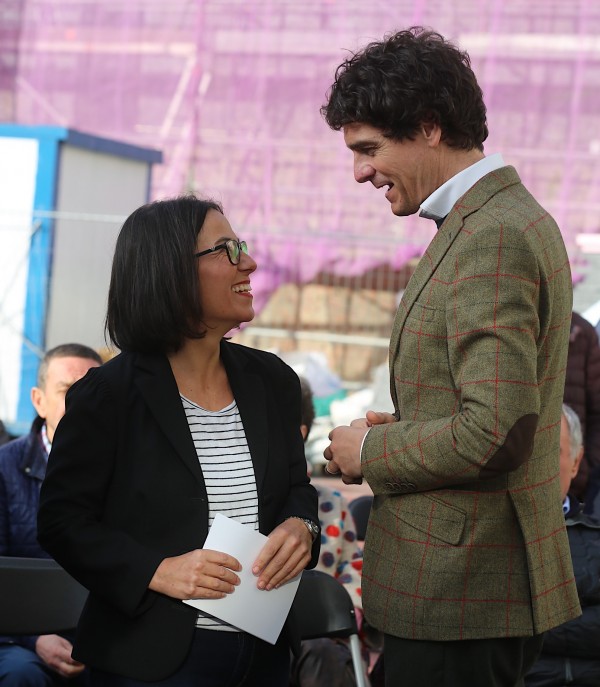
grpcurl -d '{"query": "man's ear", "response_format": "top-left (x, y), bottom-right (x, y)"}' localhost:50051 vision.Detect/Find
top-left (31, 387), bottom-right (46, 419)
top-left (572, 447), bottom-right (584, 479)
top-left (421, 120), bottom-right (442, 147)
top-left (300, 424), bottom-right (308, 441)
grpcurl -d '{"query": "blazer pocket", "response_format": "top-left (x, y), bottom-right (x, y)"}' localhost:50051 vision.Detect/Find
top-left (390, 495), bottom-right (466, 546)
top-left (405, 302), bottom-right (437, 322)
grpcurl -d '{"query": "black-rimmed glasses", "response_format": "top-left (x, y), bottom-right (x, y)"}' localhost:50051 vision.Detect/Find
top-left (194, 239), bottom-right (248, 265)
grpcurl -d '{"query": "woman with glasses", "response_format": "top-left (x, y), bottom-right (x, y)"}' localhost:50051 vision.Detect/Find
top-left (38, 195), bottom-right (319, 686)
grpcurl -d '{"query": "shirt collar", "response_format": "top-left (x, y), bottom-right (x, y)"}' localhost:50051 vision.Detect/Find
top-left (40, 422), bottom-right (52, 458)
top-left (419, 153), bottom-right (505, 223)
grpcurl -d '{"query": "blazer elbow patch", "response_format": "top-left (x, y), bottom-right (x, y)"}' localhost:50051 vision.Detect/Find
top-left (480, 413), bottom-right (539, 478)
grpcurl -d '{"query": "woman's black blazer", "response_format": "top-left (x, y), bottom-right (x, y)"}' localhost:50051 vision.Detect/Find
top-left (38, 341), bottom-right (319, 680)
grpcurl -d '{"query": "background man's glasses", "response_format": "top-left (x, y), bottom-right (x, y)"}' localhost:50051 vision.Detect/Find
top-left (195, 239), bottom-right (248, 265)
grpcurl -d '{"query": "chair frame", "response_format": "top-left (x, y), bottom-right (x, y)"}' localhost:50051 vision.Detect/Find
top-left (348, 494), bottom-right (373, 542)
top-left (0, 556), bottom-right (87, 635)
top-left (292, 569), bottom-right (369, 687)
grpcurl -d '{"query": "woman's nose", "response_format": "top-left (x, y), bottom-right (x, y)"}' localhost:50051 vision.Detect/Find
top-left (239, 250), bottom-right (257, 272)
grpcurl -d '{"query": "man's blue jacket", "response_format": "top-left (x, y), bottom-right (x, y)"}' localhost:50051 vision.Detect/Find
top-left (0, 416), bottom-right (48, 558)
top-left (0, 416), bottom-right (49, 651)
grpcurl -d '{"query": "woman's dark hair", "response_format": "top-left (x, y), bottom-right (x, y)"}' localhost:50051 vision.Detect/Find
top-left (321, 26), bottom-right (488, 151)
top-left (299, 376), bottom-right (316, 440)
top-left (106, 195), bottom-right (223, 353)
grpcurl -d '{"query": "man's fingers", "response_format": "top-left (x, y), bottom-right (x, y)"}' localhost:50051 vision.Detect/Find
top-left (366, 410), bottom-right (396, 425)
top-left (57, 661), bottom-right (86, 678)
top-left (324, 460), bottom-right (340, 475)
top-left (350, 417), bottom-right (370, 428)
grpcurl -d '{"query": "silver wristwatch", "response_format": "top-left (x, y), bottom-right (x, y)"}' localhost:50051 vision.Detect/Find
top-left (289, 516), bottom-right (320, 541)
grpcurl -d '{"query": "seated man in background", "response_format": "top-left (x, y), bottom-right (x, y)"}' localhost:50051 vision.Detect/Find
top-left (0, 343), bottom-right (102, 687)
top-left (563, 311), bottom-right (600, 501)
top-left (0, 420), bottom-right (11, 447)
top-left (525, 403), bottom-right (600, 686)
top-left (290, 377), bottom-right (365, 687)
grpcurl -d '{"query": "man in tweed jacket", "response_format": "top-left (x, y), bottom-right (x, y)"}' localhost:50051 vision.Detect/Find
top-left (321, 27), bottom-right (580, 687)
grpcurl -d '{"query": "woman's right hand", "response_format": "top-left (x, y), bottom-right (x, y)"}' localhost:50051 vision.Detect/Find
top-left (148, 549), bottom-right (241, 600)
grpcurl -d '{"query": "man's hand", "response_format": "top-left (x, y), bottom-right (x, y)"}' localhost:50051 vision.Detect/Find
top-left (35, 634), bottom-right (85, 679)
top-left (149, 549), bottom-right (241, 600)
top-left (323, 425), bottom-right (368, 484)
top-left (350, 410), bottom-right (396, 429)
top-left (325, 410), bottom-right (397, 483)
top-left (252, 518), bottom-right (312, 591)
top-left (365, 410), bottom-right (396, 427)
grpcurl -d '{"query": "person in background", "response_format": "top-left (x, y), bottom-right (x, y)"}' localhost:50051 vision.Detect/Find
top-left (290, 377), bottom-right (365, 687)
top-left (38, 195), bottom-right (319, 686)
top-left (563, 311), bottom-right (600, 501)
top-left (321, 26), bottom-right (579, 687)
top-left (0, 420), bottom-right (11, 447)
top-left (0, 343), bottom-right (102, 686)
top-left (525, 404), bottom-right (600, 686)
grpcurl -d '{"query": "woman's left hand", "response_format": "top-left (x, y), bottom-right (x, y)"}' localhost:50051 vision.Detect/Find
top-left (252, 518), bottom-right (313, 590)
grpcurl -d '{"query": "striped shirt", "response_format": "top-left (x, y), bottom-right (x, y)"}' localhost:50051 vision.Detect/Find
top-left (181, 395), bottom-right (258, 631)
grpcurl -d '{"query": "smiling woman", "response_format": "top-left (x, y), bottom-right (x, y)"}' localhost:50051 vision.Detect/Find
top-left (37, 194), bottom-right (320, 686)
top-left (192, 209), bottom-right (256, 340)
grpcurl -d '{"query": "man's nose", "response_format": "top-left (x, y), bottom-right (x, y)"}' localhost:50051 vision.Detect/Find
top-left (354, 158), bottom-right (374, 184)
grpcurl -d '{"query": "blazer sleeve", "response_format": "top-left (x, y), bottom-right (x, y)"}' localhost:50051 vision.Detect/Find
top-left (37, 368), bottom-right (165, 619)
top-left (363, 221), bottom-right (556, 494)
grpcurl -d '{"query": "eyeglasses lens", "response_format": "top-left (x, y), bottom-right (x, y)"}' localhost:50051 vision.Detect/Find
top-left (226, 240), bottom-right (248, 265)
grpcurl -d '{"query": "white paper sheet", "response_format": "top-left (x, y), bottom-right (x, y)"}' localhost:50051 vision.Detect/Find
top-left (182, 513), bottom-right (301, 644)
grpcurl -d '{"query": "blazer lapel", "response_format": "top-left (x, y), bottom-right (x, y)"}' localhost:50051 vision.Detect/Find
top-left (221, 341), bottom-right (269, 492)
top-left (388, 211), bottom-right (464, 391)
top-left (134, 353), bottom-right (205, 485)
top-left (389, 166), bottom-right (523, 407)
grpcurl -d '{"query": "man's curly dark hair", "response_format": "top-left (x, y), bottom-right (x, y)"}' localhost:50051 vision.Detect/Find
top-left (321, 27), bottom-right (488, 152)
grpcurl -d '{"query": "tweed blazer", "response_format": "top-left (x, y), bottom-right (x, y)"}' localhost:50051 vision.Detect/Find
top-left (361, 166), bottom-right (581, 642)
top-left (38, 341), bottom-right (319, 680)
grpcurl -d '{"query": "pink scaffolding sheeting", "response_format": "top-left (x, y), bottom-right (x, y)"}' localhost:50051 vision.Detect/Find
top-left (2, 0), bottom-right (600, 312)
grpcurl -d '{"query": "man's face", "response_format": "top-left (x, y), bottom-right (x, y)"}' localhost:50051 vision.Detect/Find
top-left (343, 122), bottom-right (442, 216)
top-left (558, 415), bottom-right (582, 501)
top-left (31, 355), bottom-right (101, 443)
